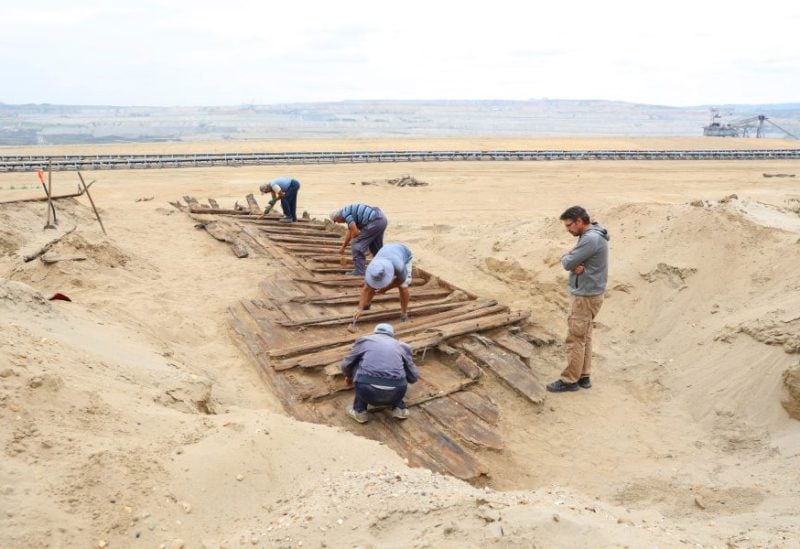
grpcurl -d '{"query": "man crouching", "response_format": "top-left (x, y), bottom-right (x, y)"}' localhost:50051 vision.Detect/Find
top-left (340, 323), bottom-right (419, 423)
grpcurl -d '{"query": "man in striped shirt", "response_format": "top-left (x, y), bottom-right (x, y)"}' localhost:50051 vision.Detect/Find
top-left (330, 203), bottom-right (388, 276)
top-left (259, 177), bottom-right (301, 222)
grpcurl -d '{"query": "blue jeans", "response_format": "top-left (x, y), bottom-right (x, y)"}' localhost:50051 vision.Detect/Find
top-left (280, 180), bottom-right (300, 221)
top-left (352, 382), bottom-right (407, 413)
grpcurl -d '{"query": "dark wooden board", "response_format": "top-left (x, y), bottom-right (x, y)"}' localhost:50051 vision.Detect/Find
top-left (457, 339), bottom-right (545, 406)
top-left (422, 397), bottom-right (504, 450)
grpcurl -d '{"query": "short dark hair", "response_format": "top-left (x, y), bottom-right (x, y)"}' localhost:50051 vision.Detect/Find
top-left (560, 206), bottom-right (590, 224)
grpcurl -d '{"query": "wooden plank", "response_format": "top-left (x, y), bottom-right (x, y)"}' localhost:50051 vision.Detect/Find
top-left (392, 413), bottom-right (488, 481)
top-left (228, 306), bottom-right (319, 423)
top-left (231, 241), bottom-right (249, 258)
top-left (457, 339), bottom-right (545, 406)
top-left (451, 390), bottom-right (500, 426)
top-left (453, 354), bottom-right (483, 379)
top-left (245, 193), bottom-right (261, 214)
top-left (200, 220), bottom-right (235, 243)
top-left (493, 333), bottom-right (537, 360)
top-left (239, 299), bottom-right (288, 348)
top-left (368, 414), bottom-right (451, 476)
top-left (421, 397), bottom-right (504, 450)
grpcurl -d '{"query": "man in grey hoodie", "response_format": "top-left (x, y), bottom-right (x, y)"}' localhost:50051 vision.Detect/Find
top-left (341, 323), bottom-right (420, 423)
top-left (547, 205), bottom-right (610, 393)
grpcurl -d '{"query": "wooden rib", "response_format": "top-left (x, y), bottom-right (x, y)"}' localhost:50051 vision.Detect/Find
top-left (260, 234), bottom-right (343, 246)
top-left (259, 227), bottom-right (341, 239)
top-left (421, 397), bottom-right (504, 450)
top-left (190, 206), bottom-right (248, 215)
top-left (295, 253), bottom-right (352, 261)
top-left (289, 287), bottom-right (453, 305)
top-left (208, 198), bottom-right (220, 208)
top-left (309, 266), bottom-right (359, 274)
top-left (451, 390), bottom-right (500, 426)
top-left (231, 215), bottom-right (311, 223)
top-left (270, 301), bottom-right (498, 358)
top-left (272, 310), bottom-right (529, 370)
top-left (276, 300), bottom-right (470, 329)
top-left (457, 339), bottom-right (545, 406)
top-left (292, 277), bottom-right (427, 288)
top-left (405, 379), bottom-right (477, 407)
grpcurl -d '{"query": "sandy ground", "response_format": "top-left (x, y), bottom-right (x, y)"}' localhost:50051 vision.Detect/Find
top-left (2, 137), bottom-right (800, 547)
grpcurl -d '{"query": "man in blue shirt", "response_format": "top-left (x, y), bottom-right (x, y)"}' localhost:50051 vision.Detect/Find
top-left (341, 323), bottom-right (419, 423)
top-left (354, 243), bottom-right (413, 322)
top-left (330, 203), bottom-right (388, 276)
top-left (259, 177), bottom-right (301, 222)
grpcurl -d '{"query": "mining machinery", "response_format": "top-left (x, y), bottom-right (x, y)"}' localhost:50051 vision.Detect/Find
top-left (703, 108), bottom-right (798, 139)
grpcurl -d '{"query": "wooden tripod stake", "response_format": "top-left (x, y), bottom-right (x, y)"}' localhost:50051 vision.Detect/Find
top-left (77, 171), bottom-right (107, 236)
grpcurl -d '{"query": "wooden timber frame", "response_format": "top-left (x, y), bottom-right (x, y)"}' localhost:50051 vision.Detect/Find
top-left (180, 195), bottom-right (548, 482)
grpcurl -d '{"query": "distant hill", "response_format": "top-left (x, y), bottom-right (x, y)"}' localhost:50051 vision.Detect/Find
top-left (0, 100), bottom-right (797, 146)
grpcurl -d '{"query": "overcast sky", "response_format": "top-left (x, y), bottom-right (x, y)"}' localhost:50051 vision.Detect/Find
top-left (1, 0), bottom-right (798, 107)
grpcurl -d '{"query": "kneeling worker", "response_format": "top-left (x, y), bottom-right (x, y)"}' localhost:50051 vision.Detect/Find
top-left (354, 243), bottom-right (413, 322)
top-left (330, 203), bottom-right (388, 276)
top-left (259, 177), bottom-right (301, 222)
top-left (341, 323), bottom-right (419, 423)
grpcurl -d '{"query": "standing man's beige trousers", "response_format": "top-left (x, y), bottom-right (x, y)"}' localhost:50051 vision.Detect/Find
top-left (561, 294), bottom-right (604, 383)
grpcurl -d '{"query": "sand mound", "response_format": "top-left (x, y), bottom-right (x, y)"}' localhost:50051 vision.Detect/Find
top-left (0, 279), bottom-right (56, 317)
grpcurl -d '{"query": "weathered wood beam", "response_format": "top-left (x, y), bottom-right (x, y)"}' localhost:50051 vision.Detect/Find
top-left (451, 390), bottom-right (500, 426)
top-left (272, 310), bottom-right (529, 370)
top-left (270, 301), bottom-right (497, 357)
top-left (288, 287), bottom-right (453, 305)
top-left (421, 397), bottom-right (504, 450)
top-left (227, 305), bottom-right (319, 423)
top-left (457, 338), bottom-right (545, 406)
top-left (245, 193), bottom-right (261, 214)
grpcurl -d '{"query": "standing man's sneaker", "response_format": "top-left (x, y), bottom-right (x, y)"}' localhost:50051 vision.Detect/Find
top-left (347, 407), bottom-right (369, 423)
top-left (546, 379), bottom-right (580, 393)
top-left (578, 376), bottom-right (592, 389)
top-left (391, 407), bottom-right (410, 420)
top-left (279, 217), bottom-right (294, 223)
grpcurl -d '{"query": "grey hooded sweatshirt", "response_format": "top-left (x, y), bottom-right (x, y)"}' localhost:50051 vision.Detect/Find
top-left (560, 222), bottom-right (610, 296)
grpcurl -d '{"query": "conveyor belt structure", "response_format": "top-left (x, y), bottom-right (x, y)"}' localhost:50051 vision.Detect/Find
top-left (2, 148), bottom-right (800, 172)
